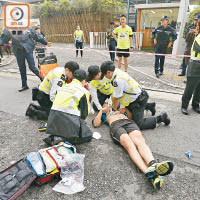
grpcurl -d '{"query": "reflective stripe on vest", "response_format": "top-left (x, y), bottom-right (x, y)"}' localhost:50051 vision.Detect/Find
top-left (52, 79), bottom-right (90, 116)
top-left (39, 67), bottom-right (66, 94)
top-left (91, 79), bottom-right (113, 95)
top-left (191, 34), bottom-right (200, 60)
top-left (114, 72), bottom-right (140, 106)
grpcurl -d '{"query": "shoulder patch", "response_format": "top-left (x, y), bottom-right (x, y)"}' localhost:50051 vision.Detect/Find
top-left (60, 74), bottom-right (66, 81)
top-left (57, 81), bottom-right (63, 87)
top-left (113, 81), bottom-right (118, 87)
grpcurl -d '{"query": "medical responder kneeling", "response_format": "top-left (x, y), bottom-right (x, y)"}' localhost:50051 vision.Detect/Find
top-left (25, 61), bottom-right (79, 120)
top-left (87, 65), bottom-right (114, 111)
top-left (44, 69), bottom-right (93, 146)
top-left (100, 61), bottom-right (171, 130)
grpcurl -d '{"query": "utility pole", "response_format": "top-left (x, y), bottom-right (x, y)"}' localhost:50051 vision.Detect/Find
top-left (127, 0), bottom-right (130, 24)
top-left (172, 0), bottom-right (190, 55)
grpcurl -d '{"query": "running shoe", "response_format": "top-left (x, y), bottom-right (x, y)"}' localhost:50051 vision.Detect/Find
top-left (38, 122), bottom-right (47, 132)
top-left (151, 175), bottom-right (164, 189)
top-left (145, 161), bottom-right (174, 179)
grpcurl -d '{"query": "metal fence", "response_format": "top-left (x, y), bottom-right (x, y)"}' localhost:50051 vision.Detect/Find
top-left (89, 32), bottom-right (144, 50)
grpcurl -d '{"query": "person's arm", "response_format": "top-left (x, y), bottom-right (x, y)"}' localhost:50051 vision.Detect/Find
top-left (112, 97), bottom-right (120, 111)
top-left (112, 79), bottom-right (124, 110)
top-left (89, 83), bottom-right (103, 110)
top-left (93, 105), bottom-right (110, 127)
top-left (130, 36), bottom-right (133, 48)
top-left (0, 29), bottom-right (11, 45)
top-left (50, 78), bottom-right (63, 102)
top-left (29, 28), bottom-right (51, 46)
top-left (92, 109), bottom-right (103, 127)
top-left (73, 31), bottom-right (76, 41)
top-left (170, 27), bottom-right (177, 42)
top-left (82, 32), bottom-right (85, 42)
top-left (168, 27), bottom-right (177, 48)
top-left (112, 28), bottom-right (118, 42)
top-left (41, 30), bottom-right (45, 37)
top-left (152, 28), bottom-right (157, 45)
top-left (129, 28), bottom-right (134, 51)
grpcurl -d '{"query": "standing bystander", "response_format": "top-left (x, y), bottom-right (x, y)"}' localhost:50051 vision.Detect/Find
top-left (107, 22), bottom-right (117, 63)
top-left (179, 13), bottom-right (200, 76)
top-left (112, 15), bottom-right (133, 72)
top-left (74, 26), bottom-right (85, 58)
top-left (0, 28), bottom-right (52, 91)
top-left (152, 16), bottom-right (177, 78)
top-left (181, 20), bottom-right (200, 115)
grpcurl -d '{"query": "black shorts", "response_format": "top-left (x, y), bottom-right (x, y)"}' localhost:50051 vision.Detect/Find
top-left (110, 119), bottom-right (139, 143)
top-left (116, 48), bottom-right (130, 58)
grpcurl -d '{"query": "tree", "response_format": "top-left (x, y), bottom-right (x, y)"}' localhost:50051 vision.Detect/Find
top-left (188, 7), bottom-right (200, 24)
top-left (38, 0), bottom-right (126, 17)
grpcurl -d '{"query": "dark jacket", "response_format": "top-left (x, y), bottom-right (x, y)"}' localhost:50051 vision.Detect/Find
top-left (0, 28), bottom-right (47, 54)
top-left (152, 25), bottom-right (177, 49)
top-left (185, 23), bottom-right (195, 38)
top-left (107, 28), bottom-right (116, 46)
top-left (184, 32), bottom-right (196, 65)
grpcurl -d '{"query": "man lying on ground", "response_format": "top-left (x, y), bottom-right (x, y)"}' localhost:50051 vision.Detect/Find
top-left (93, 104), bottom-right (174, 189)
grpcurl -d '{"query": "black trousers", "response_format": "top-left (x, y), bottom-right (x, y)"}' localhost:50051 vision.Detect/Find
top-left (75, 41), bottom-right (83, 57)
top-left (93, 90), bottom-right (110, 112)
top-left (33, 89), bottom-right (52, 120)
top-left (180, 57), bottom-right (187, 75)
top-left (126, 91), bottom-right (157, 130)
top-left (109, 40), bottom-right (116, 62)
top-left (154, 47), bottom-right (167, 74)
top-left (182, 77), bottom-right (200, 109)
top-left (15, 48), bottom-right (41, 87)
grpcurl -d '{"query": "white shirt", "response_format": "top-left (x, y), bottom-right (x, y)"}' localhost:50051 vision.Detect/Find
top-left (89, 83), bottom-right (102, 110)
top-left (111, 69), bottom-right (141, 105)
top-left (50, 68), bottom-right (66, 102)
top-left (89, 77), bottom-right (112, 110)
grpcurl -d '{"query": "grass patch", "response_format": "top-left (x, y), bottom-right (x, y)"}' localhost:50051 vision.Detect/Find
top-left (141, 48), bottom-right (154, 53)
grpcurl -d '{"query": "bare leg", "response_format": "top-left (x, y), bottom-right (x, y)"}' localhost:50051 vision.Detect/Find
top-left (120, 133), bottom-right (148, 173)
top-left (124, 57), bottom-right (128, 72)
top-left (129, 130), bottom-right (154, 167)
top-left (118, 57), bottom-right (122, 69)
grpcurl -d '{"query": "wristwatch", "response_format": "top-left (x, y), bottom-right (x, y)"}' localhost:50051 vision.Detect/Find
top-left (130, 47), bottom-right (133, 49)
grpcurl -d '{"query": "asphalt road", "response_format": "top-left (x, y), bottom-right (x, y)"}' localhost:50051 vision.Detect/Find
top-left (0, 73), bottom-right (200, 200)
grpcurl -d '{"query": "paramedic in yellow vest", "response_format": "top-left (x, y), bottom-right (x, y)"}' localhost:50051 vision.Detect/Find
top-left (181, 20), bottom-right (200, 115)
top-left (87, 65), bottom-right (114, 111)
top-left (74, 26), bottom-right (85, 57)
top-left (100, 61), bottom-right (171, 130)
top-left (45, 69), bottom-right (93, 146)
top-left (25, 61), bottom-right (79, 120)
top-left (112, 14), bottom-right (133, 72)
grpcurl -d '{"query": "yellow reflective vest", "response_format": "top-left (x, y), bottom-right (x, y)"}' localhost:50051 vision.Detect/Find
top-left (52, 79), bottom-right (90, 116)
top-left (90, 78), bottom-right (113, 95)
top-left (113, 72), bottom-right (140, 106)
top-left (39, 67), bottom-right (66, 101)
top-left (191, 34), bottom-right (200, 60)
